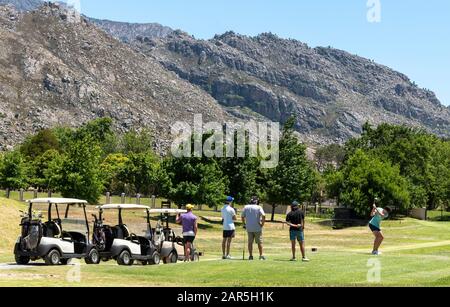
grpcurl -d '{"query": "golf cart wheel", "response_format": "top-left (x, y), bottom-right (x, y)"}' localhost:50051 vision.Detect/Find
top-left (150, 252), bottom-right (161, 265)
top-left (45, 249), bottom-right (61, 266)
top-left (117, 250), bottom-right (134, 266)
top-left (60, 258), bottom-right (72, 265)
top-left (15, 255), bottom-right (30, 265)
top-left (163, 251), bottom-right (178, 264)
top-left (85, 248), bottom-right (100, 265)
top-left (191, 252), bottom-right (200, 262)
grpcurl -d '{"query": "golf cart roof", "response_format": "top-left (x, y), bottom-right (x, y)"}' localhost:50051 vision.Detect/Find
top-left (149, 209), bottom-right (187, 214)
top-left (26, 198), bottom-right (88, 204)
top-left (99, 204), bottom-right (150, 210)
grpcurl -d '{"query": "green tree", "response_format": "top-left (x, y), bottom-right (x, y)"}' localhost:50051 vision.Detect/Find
top-left (54, 136), bottom-right (103, 204)
top-left (76, 118), bottom-right (118, 156)
top-left (330, 149), bottom-right (410, 217)
top-left (20, 129), bottom-right (60, 160)
top-left (100, 153), bottom-right (129, 194)
top-left (29, 149), bottom-right (62, 191)
top-left (0, 151), bottom-right (29, 191)
top-left (315, 143), bottom-right (346, 171)
top-left (163, 134), bottom-right (227, 208)
top-left (119, 129), bottom-right (154, 154)
top-left (264, 118), bottom-right (317, 221)
top-left (345, 123), bottom-right (448, 210)
top-left (118, 152), bottom-right (167, 196)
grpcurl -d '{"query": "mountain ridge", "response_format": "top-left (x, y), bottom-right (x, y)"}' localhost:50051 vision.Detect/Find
top-left (0, 0), bottom-right (449, 149)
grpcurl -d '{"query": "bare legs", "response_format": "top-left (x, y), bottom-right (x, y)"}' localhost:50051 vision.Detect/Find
top-left (291, 240), bottom-right (306, 259)
top-left (248, 239), bottom-right (263, 257)
top-left (222, 237), bottom-right (232, 257)
top-left (185, 242), bottom-right (192, 262)
top-left (372, 231), bottom-right (384, 252)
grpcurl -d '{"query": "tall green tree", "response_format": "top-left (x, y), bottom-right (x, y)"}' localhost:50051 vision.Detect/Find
top-left (0, 151), bottom-right (28, 191)
top-left (20, 129), bottom-right (60, 160)
top-left (54, 136), bottom-right (103, 204)
top-left (163, 134), bottom-right (227, 207)
top-left (264, 118), bottom-right (317, 221)
top-left (118, 152), bottom-right (168, 196)
top-left (28, 149), bottom-right (62, 191)
top-left (100, 153), bottom-right (129, 194)
top-left (119, 129), bottom-right (154, 154)
top-left (327, 149), bottom-right (410, 217)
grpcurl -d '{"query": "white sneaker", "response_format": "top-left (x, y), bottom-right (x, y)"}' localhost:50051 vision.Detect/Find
top-left (226, 255), bottom-right (232, 260)
top-left (302, 257), bottom-right (310, 262)
top-left (372, 251), bottom-right (382, 256)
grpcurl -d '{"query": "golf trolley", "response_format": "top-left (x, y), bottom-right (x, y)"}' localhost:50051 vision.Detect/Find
top-left (150, 209), bottom-right (202, 263)
top-left (93, 204), bottom-right (161, 266)
top-left (13, 198), bottom-right (100, 266)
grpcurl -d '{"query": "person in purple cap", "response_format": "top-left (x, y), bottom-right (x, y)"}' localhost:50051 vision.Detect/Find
top-left (221, 196), bottom-right (237, 259)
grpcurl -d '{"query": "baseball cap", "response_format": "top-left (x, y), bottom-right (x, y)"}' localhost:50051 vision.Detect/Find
top-left (291, 201), bottom-right (300, 207)
top-left (226, 196), bottom-right (234, 202)
top-left (186, 204), bottom-right (195, 210)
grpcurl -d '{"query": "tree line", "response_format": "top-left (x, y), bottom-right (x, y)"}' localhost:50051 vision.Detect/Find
top-left (0, 118), bottom-right (448, 218)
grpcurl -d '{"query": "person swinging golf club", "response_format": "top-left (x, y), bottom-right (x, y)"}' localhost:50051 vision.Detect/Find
top-left (241, 196), bottom-right (266, 260)
top-left (286, 201), bottom-right (310, 262)
top-left (221, 196), bottom-right (237, 260)
top-left (369, 198), bottom-right (391, 256)
top-left (176, 204), bottom-right (198, 262)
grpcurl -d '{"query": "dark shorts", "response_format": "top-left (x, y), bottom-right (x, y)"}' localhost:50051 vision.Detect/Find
top-left (369, 224), bottom-right (381, 232)
top-left (183, 236), bottom-right (196, 244)
top-left (223, 230), bottom-right (235, 238)
top-left (290, 230), bottom-right (305, 242)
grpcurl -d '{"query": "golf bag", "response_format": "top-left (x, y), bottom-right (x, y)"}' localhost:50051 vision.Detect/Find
top-left (20, 218), bottom-right (42, 251)
top-left (92, 214), bottom-right (106, 251)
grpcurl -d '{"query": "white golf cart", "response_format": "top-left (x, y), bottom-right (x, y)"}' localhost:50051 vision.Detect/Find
top-left (94, 204), bottom-right (161, 266)
top-left (14, 198), bottom-right (100, 266)
top-left (150, 209), bottom-right (202, 263)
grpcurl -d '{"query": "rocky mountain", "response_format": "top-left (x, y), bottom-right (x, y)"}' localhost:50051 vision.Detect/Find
top-left (136, 31), bottom-right (450, 144)
top-left (0, 3), bottom-right (226, 151)
top-left (88, 18), bottom-right (172, 43)
top-left (0, 0), bottom-right (174, 41)
top-left (0, 0), bottom-right (40, 11)
top-left (1, 0), bottom-right (449, 148)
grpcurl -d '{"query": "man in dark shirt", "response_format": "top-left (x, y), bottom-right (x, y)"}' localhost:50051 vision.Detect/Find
top-left (286, 201), bottom-right (309, 262)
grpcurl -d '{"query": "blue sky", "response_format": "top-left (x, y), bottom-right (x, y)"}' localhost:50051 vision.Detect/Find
top-left (67, 0), bottom-right (449, 106)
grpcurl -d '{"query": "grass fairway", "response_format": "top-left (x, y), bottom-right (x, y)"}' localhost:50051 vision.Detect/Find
top-left (0, 198), bottom-right (449, 287)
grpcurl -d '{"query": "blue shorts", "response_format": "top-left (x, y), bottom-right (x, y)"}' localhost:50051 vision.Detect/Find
top-left (290, 230), bottom-right (305, 242)
top-left (369, 224), bottom-right (381, 232)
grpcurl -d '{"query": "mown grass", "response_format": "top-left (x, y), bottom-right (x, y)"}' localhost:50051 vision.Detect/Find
top-left (0, 198), bottom-right (449, 287)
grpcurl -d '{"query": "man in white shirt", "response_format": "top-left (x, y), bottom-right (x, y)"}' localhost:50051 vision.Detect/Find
top-left (221, 196), bottom-right (237, 260)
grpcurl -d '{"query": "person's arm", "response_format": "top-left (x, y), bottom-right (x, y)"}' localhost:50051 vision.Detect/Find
top-left (176, 214), bottom-right (182, 224)
top-left (260, 207), bottom-right (266, 227)
top-left (194, 219), bottom-right (198, 236)
top-left (370, 205), bottom-right (377, 217)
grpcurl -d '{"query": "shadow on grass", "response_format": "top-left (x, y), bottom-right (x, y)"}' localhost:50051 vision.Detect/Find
top-left (428, 216), bottom-right (450, 222)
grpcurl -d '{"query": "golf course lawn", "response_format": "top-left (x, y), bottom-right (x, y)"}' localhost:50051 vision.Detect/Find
top-left (0, 198), bottom-right (449, 287)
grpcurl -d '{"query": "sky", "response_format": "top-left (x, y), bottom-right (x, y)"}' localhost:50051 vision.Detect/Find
top-left (65, 0), bottom-right (449, 106)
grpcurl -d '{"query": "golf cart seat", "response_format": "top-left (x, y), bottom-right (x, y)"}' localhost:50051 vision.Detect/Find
top-left (43, 220), bottom-right (62, 238)
top-left (112, 225), bottom-right (130, 239)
